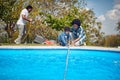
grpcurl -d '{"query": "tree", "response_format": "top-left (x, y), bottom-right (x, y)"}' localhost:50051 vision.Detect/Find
top-left (116, 21), bottom-right (120, 34)
top-left (0, 0), bottom-right (17, 39)
top-left (103, 35), bottom-right (120, 47)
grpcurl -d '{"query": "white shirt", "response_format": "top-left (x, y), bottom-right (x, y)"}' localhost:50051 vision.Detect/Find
top-left (17, 9), bottom-right (29, 25)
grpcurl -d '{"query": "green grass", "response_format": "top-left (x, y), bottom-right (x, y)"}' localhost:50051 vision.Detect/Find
top-left (0, 43), bottom-right (58, 46)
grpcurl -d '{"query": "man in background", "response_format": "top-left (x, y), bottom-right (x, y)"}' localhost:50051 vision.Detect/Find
top-left (14, 5), bottom-right (33, 44)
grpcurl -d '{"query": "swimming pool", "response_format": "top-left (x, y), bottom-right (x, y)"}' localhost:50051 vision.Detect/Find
top-left (0, 47), bottom-right (120, 80)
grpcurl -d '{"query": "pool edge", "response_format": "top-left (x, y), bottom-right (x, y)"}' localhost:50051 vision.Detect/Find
top-left (0, 46), bottom-right (120, 52)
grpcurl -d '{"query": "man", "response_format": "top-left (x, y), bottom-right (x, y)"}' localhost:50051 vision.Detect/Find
top-left (58, 27), bottom-right (71, 46)
top-left (14, 5), bottom-right (33, 44)
top-left (71, 19), bottom-right (86, 46)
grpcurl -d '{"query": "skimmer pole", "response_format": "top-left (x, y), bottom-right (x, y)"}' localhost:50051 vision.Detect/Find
top-left (64, 40), bottom-right (70, 80)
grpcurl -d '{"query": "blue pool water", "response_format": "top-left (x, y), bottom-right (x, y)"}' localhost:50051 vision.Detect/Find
top-left (0, 49), bottom-right (120, 80)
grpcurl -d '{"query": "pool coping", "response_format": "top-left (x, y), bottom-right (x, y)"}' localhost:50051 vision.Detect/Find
top-left (0, 46), bottom-right (120, 52)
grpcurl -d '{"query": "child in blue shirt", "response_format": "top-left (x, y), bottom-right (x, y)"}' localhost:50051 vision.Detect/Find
top-left (58, 27), bottom-right (71, 46)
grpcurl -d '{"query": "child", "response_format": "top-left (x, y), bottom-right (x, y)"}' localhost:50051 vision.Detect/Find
top-left (58, 27), bottom-right (71, 46)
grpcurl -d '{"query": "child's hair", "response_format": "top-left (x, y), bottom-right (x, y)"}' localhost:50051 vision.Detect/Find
top-left (26, 5), bottom-right (33, 9)
top-left (71, 19), bottom-right (81, 26)
top-left (64, 26), bottom-right (70, 32)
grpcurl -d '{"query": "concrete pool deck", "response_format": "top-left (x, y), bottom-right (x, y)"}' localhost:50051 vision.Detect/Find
top-left (0, 46), bottom-right (120, 52)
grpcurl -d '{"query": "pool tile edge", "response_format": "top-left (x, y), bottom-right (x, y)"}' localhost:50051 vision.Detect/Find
top-left (0, 46), bottom-right (120, 52)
